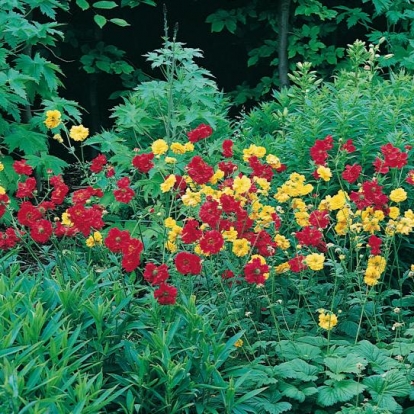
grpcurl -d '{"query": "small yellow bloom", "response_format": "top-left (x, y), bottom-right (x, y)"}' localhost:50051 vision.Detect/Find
top-left (165, 156), bottom-right (177, 164)
top-left (61, 212), bottom-right (73, 227)
top-left (274, 234), bottom-right (290, 250)
top-left (170, 142), bottom-right (186, 154)
top-left (86, 231), bottom-right (103, 247)
top-left (305, 253), bottom-right (325, 271)
top-left (69, 125), bottom-right (89, 141)
top-left (223, 227), bottom-right (238, 242)
top-left (164, 217), bottom-right (176, 228)
top-left (232, 238), bottom-right (251, 257)
top-left (181, 189), bottom-right (201, 207)
top-left (0, 186), bottom-right (6, 195)
top-left (161, 174), bottom-right (176, 192)
top-left (266, 154), bottom-right (281, 169)
top-left (317, 165), bottom-right (332, 182)
top-left (165, 240), bottom-right (177, 252)
top-left (184, 142), bottom-right (194, 152)
top-left (0, 162), bottom-right (4, 172)
top-left (151, 139), bottom-right (169, 156)
top-left (44, 110), bottom-right (61, 129)
top-left (234, 339), bottom-right (244, 348)
top-left (233, 175), bottom-right (251, 194)
top-left (318, 312), bottom-right (338, 330)
top-left (389, 207), bottom-right (400, 219)
top-left (389, 188), bottom-right (407, 203)
top-left (329, 190), bottom-right (348, 210)
top-left (209, 169), bottom-right (225, 184)
top-left (275, 262), bottom-right (290, 274)
top-left (53, 134), bottom-right (64, 144)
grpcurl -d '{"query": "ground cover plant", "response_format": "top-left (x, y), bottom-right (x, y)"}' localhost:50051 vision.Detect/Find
top-left (1, 38), bottom-right (414, 413)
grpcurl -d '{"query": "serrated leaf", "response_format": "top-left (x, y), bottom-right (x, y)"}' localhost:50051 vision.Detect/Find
top-left (274, 359), bottom-right (319, 382)
top-left (324, 354), bottom-right (367, 375)
top-left (25, 153), bottom-right (68, 174)
top-left (110, 18), bottom-right (130, 27)
top-left (318, 380), bottom-right (365, 407)
top-left (94, 14), bottom-right (107, 28)
top-left (93, 1), bottom-right (117, 9)
top-left (356, 340), bottom-right (399, 372)
top-left (4, 126), bottom-right (48, 156)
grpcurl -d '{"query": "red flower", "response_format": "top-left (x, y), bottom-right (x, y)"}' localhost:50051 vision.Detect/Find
top-left (172, 175), bottom-right (187, 196)
top-left (51, 184), bottom-right (69, 205)
top-left (117, 177), bottom-right (131, 188)
top-left (114, 186), bottom-right (135, 203)
top-left (248, 156), bottom-right (274, 181)
top-left (132, 153), bottom-right (154, 173)
top-left (72, 187), bottom-right (99, 205)
top-left (105, 227), bottom-right (131, 253)
top-left (218, 161), bottom-right (237, 176)
top-left (0, 228), bottom-right (19, 250)
top-left (90, 154), bottom-right (107, 173)
top-left (406, 170), bottom-right (414, 185)
top-left (67, 204), bottom-right (104, 237)
top-left (186, 156), bottom-right (214, 185)
top-left (295, 226), bottom-right (324, 247)
top-left (381, 143), bottom-right (408, 169)
top-left (13, 159), bottom-right (33, 175)
top-left (373, 157), bottom-right (389, 174)
top-left (17, 201), bottom-right (42, 227)
top-left (199, 230), bottom-right (224, 254)
top-left (54, 222), bottom-right (78, 238)
top-left (154, 283), bottom-right (178, 305)
top-left (368, 235), bottom-right (382, 255)
top-left (121, 237), bottom-right (144, 272)
top-left (253, 230), bottom-right (277, 257)
top-left (309, 210), bottom-right (330, 229)
top-left (175, 251), bottom-right (202, 275)
top-left (310, 135), bottom-right (334, 165)
top-left (37, 201), bottom-right (55, 215)
top-left (122, 254), bottom-right (141, 272)
top-left (220, 194), bottom-right (242, 214)
top-left (288, 255), bottom-right (307, 273)
top-left (199, 199), bottom-right (222, 228)
top-left (222, 139), bottom-right (234, 157)
top-left (342, 164), bottom-right (362, 184)
top-left (181, 219), bottom-right (202, 244)
top-left (244, 258), bottom-right (269, 284)
top-left (0, 193), bottom-right (9, 219)
top-left (106, 166), bottom-right (115, 177)
top-left (222, 270), bottom-right (235, 280)
top-left (143, 263), bottom-right (170, 285)
top-left (30, 219), bottom-right (53, 243)
top-left (16, 177), bottom-right (37, 198)
top-left (341, 139), bottom-right (356, 153)
top-left (187, 124), bottom-right (213, 143)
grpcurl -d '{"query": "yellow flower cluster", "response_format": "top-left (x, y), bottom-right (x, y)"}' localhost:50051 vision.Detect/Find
top-left (161, 175), bottom-right (176, 193)
top-left (318, 311), bottom-right (338, 330)
top-left (152, 139), bottom-right (169, 157)
top-left (164, 217), bottom-right (182, 252)
top-left (242, 144), bottom-right (266, 161)
top-left (44, 110), bottom-right (61, 129)
top-left (69, 125), bottom-right (89, 142)
top-left (274, 173), bottom-right (313, 202)
top-left (170, 142), bottom-right (194, 154)
top-left (232, 238), bottom-right (251, 257)
top-left (86, 231), bottom-right (103, 247)
top-left (305, 253), bottom-right (325, 271)
top-left (364, 255), bottom-right (386, 286)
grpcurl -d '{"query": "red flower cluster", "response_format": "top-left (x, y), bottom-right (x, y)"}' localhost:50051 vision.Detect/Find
top-left (244, 258), bottom-right (269, 284)
top-left (368, 235), bottom-right (382, 255)
top-left (0, 193), bottom-right (9, 219)
top-left (16, 177), bottom-right (37, 198)
top-left (295, 226), bottom-right (325, 250)
top-left (342, 164), bottom-right (362, 184)
top-left (222, 139), bottom-right (234, 157)
top-left (181, 219), bottom-right (202, 243)
top-left (105, 227), bottom-right (143, 272)
top-left (288, 255), bottom-right (307, 273)
top-left (374, 143), bottom-right (408, 174)
top-left (132, 152), bottom-right (154, 174)
top-left (90, 154), bottom-right (107, 173)
top-left (143, 262), bottom-right (177, 304)
top-left (0, 228), bottom-right (19, 250)
top-left (349, 179), bottom-right (388, 210)
top-left (113, 177), bottom-right (135, 203)
top-left (248, 156), bottom-right (274, 181)
top-left (341, 139), bottom-right (356, 153)
top-left (186, 156), bottom-right (214, 184)
top-left (309, 210), bottom-right (330, 229)
top-left (187, 124), bottom-right (213, 143)
top-left (175, 251), bottom-right (202, 275)
top-left (50, 175), bottom-right (69, 205)
top-left (199, 229), bottom-right (224, 254)
top-left (13, 160), bottom-right (33, 175)
top-left (310, 135), bottom-right (334, 165)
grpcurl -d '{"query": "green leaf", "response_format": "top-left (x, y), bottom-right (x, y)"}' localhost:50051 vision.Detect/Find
top-left (274, 359), bottom-right (320, 382)
top-left (110, 18), bottom-right (130, 27)
top-left (76, 0), bottom-right (90, 10)
top-left (262, 402), bottom-right (292, 414)
top-left (93, 1), bottom-right (117, 9)
top-left (4, 125), bottom-right (48, 156)
top-left (25, 153), bottom-right (68, 174)
top-left (318, 380), bottom-right (365, 407)
top-left (94, 14), bottom-right (107, 28)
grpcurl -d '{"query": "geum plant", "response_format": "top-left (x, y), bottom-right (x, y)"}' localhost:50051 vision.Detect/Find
top-left (1, 101), bottom-right (414, 411)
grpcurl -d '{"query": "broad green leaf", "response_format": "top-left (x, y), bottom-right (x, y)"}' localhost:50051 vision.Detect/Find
top-left (110, 18), bottom-right (130, 27)
top-left (274, 359), bottom-right (320, 382)
top-left (262, 401), bottom-right (292, 414)
top-left (4, 125), bottom-right (48, 155)
top-left (317, 380), bottom-right (365, 407)
top-left (94, 14), bottom-right (107, 28)
top-left (93, 1), bottom-right (117, 9)
top-left (76, 0), bottom-right (90, 9)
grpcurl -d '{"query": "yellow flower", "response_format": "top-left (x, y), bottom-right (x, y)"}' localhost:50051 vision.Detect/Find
top-left (69, 125), bottom-right (89, 141)
top-left (317, 165), bottom-right (332, 182)
top-left (389, 207), bottom-right (400, 219)
top-left (275, 262), bottom-right (290, 274)
top-left (223, 227), bottom-right (238, 242)
top-left (53, 134), bottom-right (64, 144)
top-left (161, 175), bottom-right (176, 192)
top-left (266, 154), bottom-right (281, 169)
top-left (86, 231), bottom-right (103, 247)
top-left (318, 312), bottom-right (338, 330)
top-left (44, 110), bottom-right (61, 129)
top-left (0, 186), bottom-right (6, 195)
top-left (254, 177), bottom-right (270, 194)
top-left (181, 189), bottom-right (201, 207)
top-left (61, 211), bottom-right (73, 226)
top-left (209, 169), bottom-right (225, 184)
top-left (184, 142), bottom-right (194, 152)
top-left (0, 162), bottom-right (4, 172)
top-left (232, 238), bottom-right (251, 257)
top-left (367, 255), bottom-right (386, 273)
top-left (364, 275), bottom-right (379, 286)
top-left (164, 217), bottom-right (176, 228)
top-left (295, 211), bottom-right (310, 227)
top-left (152, 139), bottom-right (169, 156)
top-left (389, 188), bottom-right (407, 203)
top-left (165, 157), bottom-right (177, 164)
top-left (165, 241), bottom-right (177, 252)
top-left (292, 198), bottom-right (307, 211)
top-left (242, 144), bottom-right (266, 161)
top-left (170, 142), bottom-right (186, 154)
top-left (234, 339), bottom-right (244, 348)
top-left (305, 253), bottom-right (325, 271)
top-left (233, 175), bottom-right (251, 194)
top-left (329, 190), bottom-right (348, 210)
top-left (274, 234), bottom-right (290, 250)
